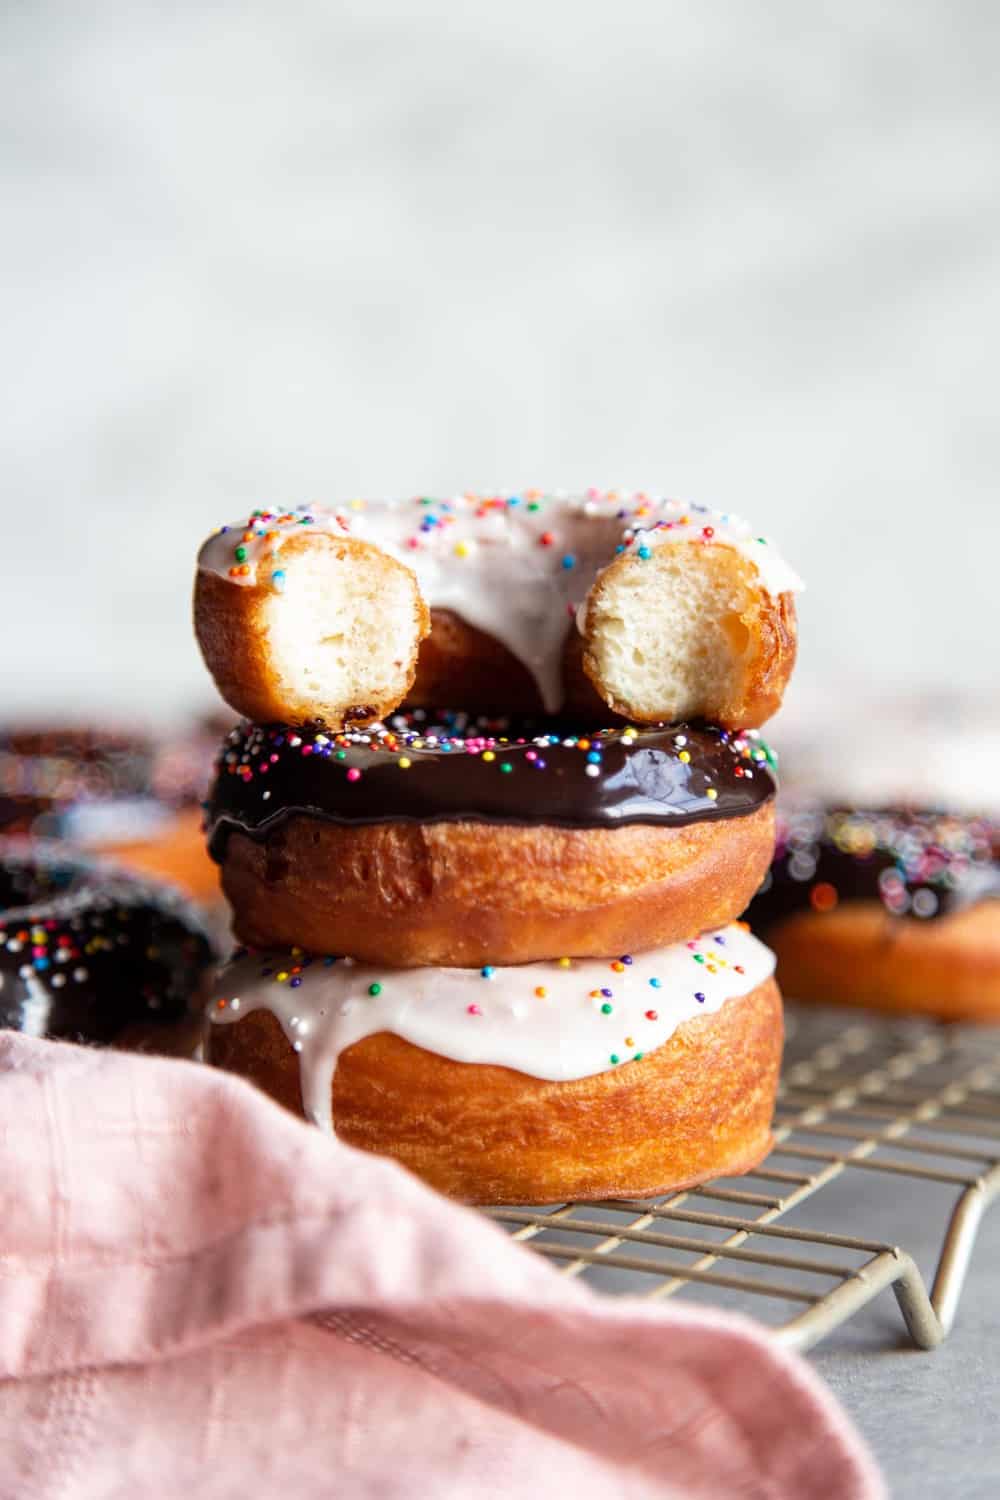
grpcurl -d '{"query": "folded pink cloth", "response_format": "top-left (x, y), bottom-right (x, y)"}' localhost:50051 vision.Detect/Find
top-left (0, 1034), bottom-right (883, 1499)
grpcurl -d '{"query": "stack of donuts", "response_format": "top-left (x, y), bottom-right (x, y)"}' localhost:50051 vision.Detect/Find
top-left (195, 490), bottom-right (804, 1203)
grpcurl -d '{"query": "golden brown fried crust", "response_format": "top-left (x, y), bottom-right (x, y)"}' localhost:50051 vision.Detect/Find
top-left (196, 542), bottom-right (794, 730)
top-left (768, 901), bottom-right (1000, 1022)
top-left (193, 525), bottom-right (797, 735)
top-left (408, 595), bottom-right (798, 728)
top-left (208, 977), bottom-right (783, 1203)
top-left (219, 801), bottom-right (776, 967)
top-left (193, 536), bottom-right (429, 728)
top-left (734, 591), bottom-right (797, 729)
top-left (581, 575), bottom-right (798, 730)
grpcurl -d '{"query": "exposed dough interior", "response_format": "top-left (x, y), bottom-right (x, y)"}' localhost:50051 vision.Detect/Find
top-left (262, 538), bottom-right (423, 718)
top-left (586, 543), bottom-right (760, 720)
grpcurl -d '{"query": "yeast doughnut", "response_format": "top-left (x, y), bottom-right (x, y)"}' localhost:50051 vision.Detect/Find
top-left (205, 715), bottom-right (778, 967)
top-left (207, 924), bottom-right (783, 1202)
top-left (194, 491), bottom-right (802, 730)
top-left (746, 805), bottom-right (1000, 1021)
top-left (0, 841), bottom-right (216, 1052)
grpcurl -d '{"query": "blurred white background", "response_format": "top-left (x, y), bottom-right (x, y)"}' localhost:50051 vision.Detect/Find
top-left (2, 2), bottom-right (998, 746)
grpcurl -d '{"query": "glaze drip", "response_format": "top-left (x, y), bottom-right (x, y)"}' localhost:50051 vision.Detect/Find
top-left (205, 714), bottom-right (777, 858)
top-left (208, 923), bottom-right (777, 1129)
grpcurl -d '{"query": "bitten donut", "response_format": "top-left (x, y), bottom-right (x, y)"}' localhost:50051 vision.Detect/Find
top-left (208, 923), bottom-right (783, 1203)
top-left (206, 715), bottom-right (779, 967)
top-left (194, 491), bottom-right (802, 730)
top-left (0, 841), bottom-right (216, 1051)
top-left (746, 806), bottom-right (1000, 1021)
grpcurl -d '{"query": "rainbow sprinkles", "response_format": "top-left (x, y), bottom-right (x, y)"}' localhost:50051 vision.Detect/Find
top-left (210, 922), bottom-right (777, 1132)
top-left (197, 490), bottom-right (803, 712)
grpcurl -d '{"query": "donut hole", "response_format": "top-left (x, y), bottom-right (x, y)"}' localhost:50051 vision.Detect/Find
top-left (261, 535), bottom-right (425, 725)
top-left (584, 543), bottom-right (761, 723)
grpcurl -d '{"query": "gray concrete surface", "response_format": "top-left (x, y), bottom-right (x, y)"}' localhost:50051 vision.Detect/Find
top-left (814, 1180), bottom-right (1000, 1497)
top-left (571, 1163), bottom-right (1000, 1495)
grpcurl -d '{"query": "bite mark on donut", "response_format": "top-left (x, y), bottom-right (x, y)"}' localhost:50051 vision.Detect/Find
top-left (582, 543), bottom-right (795, 727)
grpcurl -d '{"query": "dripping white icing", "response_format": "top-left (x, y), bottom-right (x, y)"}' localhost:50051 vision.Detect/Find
top-left (208, 923), bottom-right (776, 1132)
top-left (197, 492), bottom-right (804, 714)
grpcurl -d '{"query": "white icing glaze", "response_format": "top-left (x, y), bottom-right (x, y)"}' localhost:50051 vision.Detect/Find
top-left (208, 923), bottom-right (776, 1131)
top-left (197, 492), bottom-right (803, 713)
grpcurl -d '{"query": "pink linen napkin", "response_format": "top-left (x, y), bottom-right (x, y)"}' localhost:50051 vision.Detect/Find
top-left (0, 1034), bottom-right (883, 1499)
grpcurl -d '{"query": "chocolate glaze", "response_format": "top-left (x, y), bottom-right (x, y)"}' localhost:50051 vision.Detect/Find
top-left (205, 713), bottom-right (776, 859)
top-left (746, 805), bottom-right (1000, 930)
top-left (0, 842), bottom-right (216, 1044)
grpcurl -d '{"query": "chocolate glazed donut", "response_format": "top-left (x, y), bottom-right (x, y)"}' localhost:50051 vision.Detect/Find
top-left (0, 842), bottom-right (216, 1051)
top-left (205, 714), bottom-right (779, 967)
top-left (745, 805), bottom-right (1000, 1021)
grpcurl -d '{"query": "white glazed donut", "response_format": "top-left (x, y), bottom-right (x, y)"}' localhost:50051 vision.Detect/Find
top-left (207, 922), bottom-right (783, 1203)
top-left (194, 490), bottom-right (803, 729)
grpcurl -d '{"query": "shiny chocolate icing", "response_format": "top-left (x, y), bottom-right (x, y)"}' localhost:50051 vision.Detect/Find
top-left (0, 842), bottom-right (216, 1044)
top-left (205, 712), bottom-right (777, 858)
top-left (746, 805), bottom-right (1000, 929)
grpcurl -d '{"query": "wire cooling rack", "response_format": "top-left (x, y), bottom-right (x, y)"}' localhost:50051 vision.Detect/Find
top-left (484, 1004), bottom-right (1000, 1352)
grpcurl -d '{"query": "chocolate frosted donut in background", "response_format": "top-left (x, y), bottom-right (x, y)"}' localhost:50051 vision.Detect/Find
top-left (745, 805), bottom-right (1000, 1021)
top-left (749, 806), bottom-right (999, 925)
top-left (0, 841), bottom-right (216, 1050)
top-left (206, 713), bottom-right (779, 967)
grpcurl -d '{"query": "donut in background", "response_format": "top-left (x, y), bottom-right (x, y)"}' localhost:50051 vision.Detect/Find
top-left (0, 840), bottom-right (216, 1053)
top-left (746, 804), bottom-right (1000, 1021)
